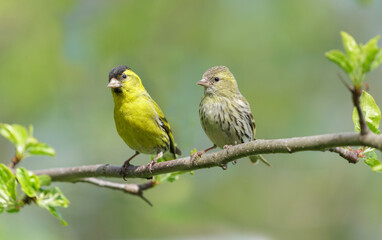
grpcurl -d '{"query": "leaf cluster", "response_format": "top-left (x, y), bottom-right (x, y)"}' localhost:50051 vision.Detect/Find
top-left (0, 124), bottom-right (55, 161)
top-left (0, 124), bottom-right (68, 225)
top-left (326, 31), bottom-right (382, 87)
top-left (326, 32), bottom-right (382, 172)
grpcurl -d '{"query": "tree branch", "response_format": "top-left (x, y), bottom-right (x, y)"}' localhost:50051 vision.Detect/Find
top-left (337, 73), bottom-right (369, 135)
top-left (9, 155), bottom-right (21, 169)
top-left (329, 147), bottom-right (359, 164)
top-left (76, 178), bottom-right (154, 206)
top-left (33, 132), bottom-right (382, 181)
top-left (351, 86), bottom-right (369, 135)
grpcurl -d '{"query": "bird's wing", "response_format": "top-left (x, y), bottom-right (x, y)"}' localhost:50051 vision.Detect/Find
top-left (246, 111), bottom-right (256, 138)
top-left (240, 95), bottom-right (256, 138)
top-left (150, 97), bottom-right (181, 156)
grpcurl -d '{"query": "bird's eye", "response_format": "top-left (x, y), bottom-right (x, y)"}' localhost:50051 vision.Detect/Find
top-left (214, 77), bottom-right (220, 82)
top-left (122, 74), bottom-right (127, 79)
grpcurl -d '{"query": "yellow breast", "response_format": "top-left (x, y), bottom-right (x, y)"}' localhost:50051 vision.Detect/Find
top-left (113, 91), bottom-right (169, 154)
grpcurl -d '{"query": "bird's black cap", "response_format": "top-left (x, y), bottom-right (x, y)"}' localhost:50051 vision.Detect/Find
top-left (109, 65), bottom-right (131, 80)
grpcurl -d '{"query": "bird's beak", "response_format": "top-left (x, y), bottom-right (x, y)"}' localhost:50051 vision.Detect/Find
top-left (107, 78), bottom-right (122, 88)
top-left (197, 79), bottom-right (210, 87)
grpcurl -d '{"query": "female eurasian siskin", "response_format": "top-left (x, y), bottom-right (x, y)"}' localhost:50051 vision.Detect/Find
top-left (107, 65), bottom-right (181, 177)
top-left (196, 65), bottom-right (270, 166)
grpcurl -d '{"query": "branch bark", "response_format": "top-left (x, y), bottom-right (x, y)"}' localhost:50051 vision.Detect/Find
top-left (76, 178), bottom-right (154, 206)
top-left (329, 147), bottom-right (359, 164)
top-left (352, 86), bottom-right (369, 135)
top-left (33, 132), bottom-right (382, 181)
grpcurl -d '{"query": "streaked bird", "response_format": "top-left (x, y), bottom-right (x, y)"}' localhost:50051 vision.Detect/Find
top-left (196, 65), bottom-right (270, 166)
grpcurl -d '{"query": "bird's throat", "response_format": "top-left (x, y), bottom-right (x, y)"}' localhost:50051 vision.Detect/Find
top-left (113, 87), bottom-right (122, 94)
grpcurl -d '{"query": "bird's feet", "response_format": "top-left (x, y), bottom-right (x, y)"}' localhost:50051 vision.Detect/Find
top-left (120, 161), bottom-right (131, 181)
top-left (147, 161), bottom-right (155, 173)
top-left (190, 151), bottom-right (206, 164)
top-left (224, 144), bottom-right (237, 165)
top-left (147, 152), bottom-right (163, 173)
top-left (223, 141), bottom-right (237, 151)
top-left (190, 145), bottom-right (217, 164)
top-left (120, 151), bottom-right (140, 181)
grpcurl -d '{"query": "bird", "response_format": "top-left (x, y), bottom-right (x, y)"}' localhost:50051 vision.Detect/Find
top-left (107, 65), bottom-right (181, 178)
top-left (196, 65), bottom-right (270, 166)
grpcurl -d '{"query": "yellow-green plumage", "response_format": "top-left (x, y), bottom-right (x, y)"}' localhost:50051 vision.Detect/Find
top-left (108, 65), bottom-right (180, 172)
top-left (197, 66), bottom-right (270, 166)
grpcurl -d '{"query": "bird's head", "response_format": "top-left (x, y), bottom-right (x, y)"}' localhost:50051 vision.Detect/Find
top-left (107, 65), bottom-right (143, 95)
top-left (197, 66), bottom-right (238, 97)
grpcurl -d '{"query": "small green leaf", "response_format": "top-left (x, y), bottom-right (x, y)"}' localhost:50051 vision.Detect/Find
top-left (46, 206), bottom-right (67, 226)
top-left (361, 35), bottom-right (381, 73)
top-left (0, 164), bottom-right (21, 212)
top-left (0, 124), bottom-right (27, 146)
top-left (25, 142), bottom-right (55, 157)
top-left (38, 175), bottom-right (51, 186)
top-left (363, 150), bottom-right (382, 172)
top-left (154, 171), bottom-right (192, 184)
top-left (16, 168), bottom-right (40, 197)
top-left (352, 91), bottom-right (381, 134)
top-left (190, 148), bottom-right (198, 155)
top-left (0, 164), bottom-right (17, 200)
top-left (36, 187), bottom-right (69, 225)
top-left (0, 124), bottom-right (28, 158)
top-left (1, 123), bottom-right (56, 160)
top-left (341, 31), bottom-right (360, 63)
top-left (325, 50), bottom-right (353, 73)
top-left (0, 124), bottom-right (17, 145)
top-left (167, 175), bottom-right (179, 182)
top-left (370, 50), bottom-right (382, 71)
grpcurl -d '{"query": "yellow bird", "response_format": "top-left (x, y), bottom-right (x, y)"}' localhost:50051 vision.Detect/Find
top-left (107, 65), bottom-right (181, 177)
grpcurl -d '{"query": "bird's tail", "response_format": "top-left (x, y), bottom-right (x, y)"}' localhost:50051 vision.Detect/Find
top-left (249, 155), bottom-right (271, 167)
top-left (170, 145), bottom-right (182, 159)
top-left (174, 146), bottom-right (182, 155)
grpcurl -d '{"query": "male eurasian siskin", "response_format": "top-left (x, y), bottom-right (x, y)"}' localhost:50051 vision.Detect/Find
top-left (107, 65), bottom-right (181, 177)
top-left (197, 65), bottom-right (270, 166)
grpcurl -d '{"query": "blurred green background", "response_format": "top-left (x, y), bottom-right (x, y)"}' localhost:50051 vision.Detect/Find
top-left (1, 0), bottom-right (382, 239)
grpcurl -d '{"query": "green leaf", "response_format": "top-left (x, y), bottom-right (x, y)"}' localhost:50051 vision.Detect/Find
top-left (38, 175), bottom-right (51, 186)
top-left (1, 123), bottom-right (56, 160)
top-left (325, 50), bottom-right (353, 73)
top-left (0, 124), bottom-right (28, 146)
top-left (328, 32), bottom-right (382, 87)
top-left (363, 150), bottom-right (382, 172)
top-left (361, 35), bottom-right (381, 73)
top-left (0, 124), bottom-right (17, 145)
top-left (352, 91), bottom-right (381, 134)
top-left (0, 164), bottom-right (21, 212)
top-left (0, 164), bottom-right (17, 200)
top-left (190, 148), bottom-right (198, 155)
top-left (341, 31), bottom-right (360, 63)
top-left (46, 206), bottom-right (67, 226)
top-left (370, 50), bottom-right (382, 71)
top-left (25, 142), bottom-right (55, 157)
top-left (36, 187), bottom-right (69, 226)
top-left (0, 124), bottom-right (28, 158)
top-left (167, 175), bottom-right (179, 182)
top-left (154, 171), bottom-right (192, 184)
top-left (16, 168), bottom-right (40, 198)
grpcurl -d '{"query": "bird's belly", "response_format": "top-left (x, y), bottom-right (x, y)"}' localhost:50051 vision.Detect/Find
top-left (200, 102), bottom-right (243, 148)
top-left (114, 105), bottom-right (168, 154)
